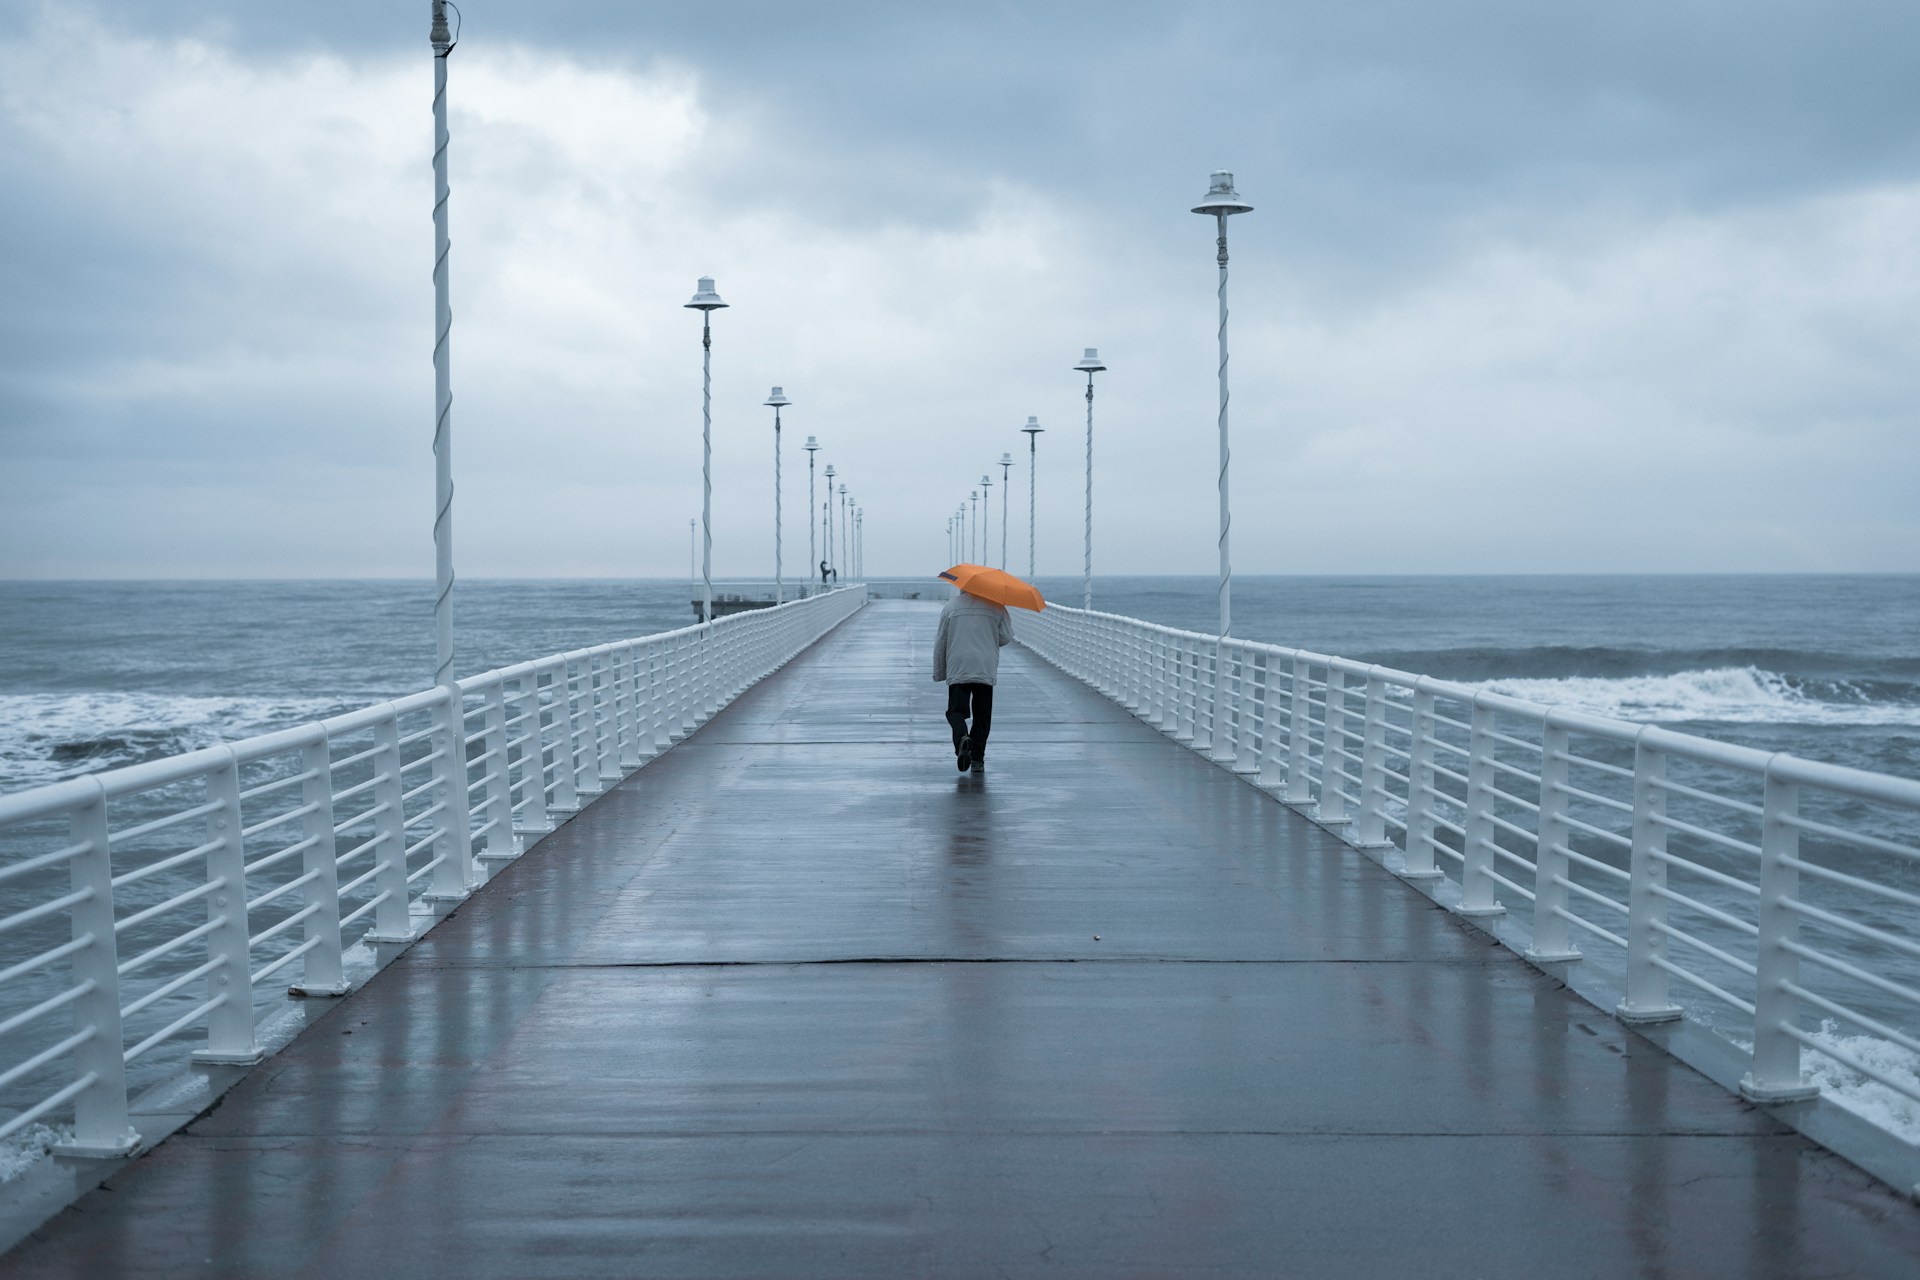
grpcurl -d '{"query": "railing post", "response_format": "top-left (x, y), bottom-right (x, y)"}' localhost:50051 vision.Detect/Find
top-left (1209, 641), bottom-right (1236, 761)
top-left (549, 661), bottom-right (581, 817)
top-left (570, 656), bottom-right (603, 802)
top-left (288, 734), bottom-right (348, 995)
top-left (511, 670), bottom-right (552, 843)
top-left (1198, 637), bottom-right (1213, 752)
top-left (595, 650), bottom-right (623, 784)
top-left (1286, 657), bottom-right (1312, 805)
top-left (647, 639), bottom-right (672, 753)
top-left (54, 782), bottom-right (139, 1157)
top-left (363, 715), bottom-right (418, 944)
top-left (193, 751), bottom-right (262, 1065)
top-left (614, 644), bottom-right (641, 770)
top-left (1318, 668), bottom-right (1349, 825)
top-left (1142, 632), bottom-right (1165, 727)
top-left (1526, 720), bottom-right (1580, 961)
top-left (1617, 734), bottom-right (1682, 1023)
top-left (1232, 645), bottom-right (1259, 774)
top-left (476, 681), bottom-right (517, 870)
top-left (1167, 644), bottom-right (1182, 744)
top-left (424, 687), bottom-right (475, 902)
top-left (700, 626), bottom-right (722, 719)
top-left (1742, 767), bottom-right (1819, 1102)
top-left (1456, 701), bottom-right (1505, 917)
top-left (1398, 684), bottom-right (1442, 879)
top-left (1257, 650), bottom-right (1285, 789)
top-left (1353, 671), bottom-right (1391, 847)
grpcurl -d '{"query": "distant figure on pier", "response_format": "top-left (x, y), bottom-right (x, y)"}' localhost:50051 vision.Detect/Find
top-left (932, 590), bottom-right (1013, 772)
top-left (820, 559), bottom-right (830, 584)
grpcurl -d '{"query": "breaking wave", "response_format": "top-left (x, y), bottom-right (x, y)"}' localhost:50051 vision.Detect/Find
top-left (1463, 666), bottom-right (1920, 727)
top-left (0, 692), bottom-right (352, 793)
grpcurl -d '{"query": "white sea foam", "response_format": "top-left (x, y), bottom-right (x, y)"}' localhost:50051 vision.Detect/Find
top-left (0, 1122), bottom-right (65, 1183)
top-left (0, 691), bottom-right (350, 791)
top-left (1470, 666), bottom-right (1920, 727)
top-left (1802, 1021), bottom-right (1920, 1144)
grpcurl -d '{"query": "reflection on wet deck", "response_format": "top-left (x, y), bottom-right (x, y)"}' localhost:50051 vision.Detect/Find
top-left (10, 602), bottom-right (1919, 1277)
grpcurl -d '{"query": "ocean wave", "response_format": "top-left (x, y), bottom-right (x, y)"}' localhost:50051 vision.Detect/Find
top-left (0, 692), bottom-right (352, 792)
top-left (1465, 667), bottom-right (1920, 726)
top-left (1803, 1022), bottom-right (1920, 1144)
top-left (1365, 645), bottom-right (1920, 685)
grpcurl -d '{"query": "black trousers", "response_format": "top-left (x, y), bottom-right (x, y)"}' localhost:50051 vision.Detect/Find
top-left (944, 683), bottom-right (994, 755)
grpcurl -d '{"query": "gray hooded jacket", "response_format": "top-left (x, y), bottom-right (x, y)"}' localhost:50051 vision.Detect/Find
top-left (932, 591), bottom-right (1014, 686)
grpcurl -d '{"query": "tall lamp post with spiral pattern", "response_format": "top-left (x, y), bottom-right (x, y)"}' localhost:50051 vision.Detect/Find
top-left (685, 277), bottom-right (728, 623)
top-left (1192, 170), bottom-right (1252, 757)
top-left (1074, 348), bottom-right (1106, 611)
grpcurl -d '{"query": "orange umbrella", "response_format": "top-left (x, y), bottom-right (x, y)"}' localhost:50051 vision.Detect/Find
top-left (938, 563), bottom-right (1046, 612)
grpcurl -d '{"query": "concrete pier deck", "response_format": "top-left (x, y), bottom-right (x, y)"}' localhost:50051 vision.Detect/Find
top-left (9, 601), bottom-right (1920, 1277)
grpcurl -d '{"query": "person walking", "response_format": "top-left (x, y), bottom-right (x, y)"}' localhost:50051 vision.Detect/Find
top-left (932, 588), bottom-right (1013, 771)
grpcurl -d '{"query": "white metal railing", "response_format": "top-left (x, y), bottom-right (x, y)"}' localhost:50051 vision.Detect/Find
top-left (0, 586), bottom-right (865, 1157)
top-left (1020, 604), bottom-right (1920, 1129)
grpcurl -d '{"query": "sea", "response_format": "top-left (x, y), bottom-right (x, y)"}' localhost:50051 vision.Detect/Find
top-left (1, 575), bottom-right (1917, 1170)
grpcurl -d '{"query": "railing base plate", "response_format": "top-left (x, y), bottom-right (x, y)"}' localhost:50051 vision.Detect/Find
top-left (1524, 947), bottom-right (1582, 964)
top-left (191, 1049), bottom-right (265, 1068)
top-left (1615, 1001), bottom-right (1685, 1026)
top-left (52, 1130), bottom-right (140, 1160)
top-left (288, 981), bottom-right (350, 998)
top-left (1739, 1076), bottom-right (1820, 1105)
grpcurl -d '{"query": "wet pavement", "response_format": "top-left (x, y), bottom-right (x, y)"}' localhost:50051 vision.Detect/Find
top-left (9, 602), bottom-right (1920, 1277)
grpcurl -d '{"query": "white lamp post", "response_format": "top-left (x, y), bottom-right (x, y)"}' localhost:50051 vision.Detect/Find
top-left (998, 452), bottom-right (1013, 569)
top-left (839, 484), bottom-right (851, 579)
top-left (684, 276), bottom-right (728, 623)
top-left (688, 517), bottom-right (696, 595)
top-left (429, 0), bottom-right (457, 686)
top-left (969, 490), bottom-right (979, 563)
top-left (979, 473), bottom-right (993, 570)
top-left (1020, 416), bottom-right (1043, 579)
top-left (822, 463), bottom-right (836, 579)
top-left (764, 387), bottom-right (790, 604)
top-left (855, 508), bottom-right (864, 579)
top-left (1074, 348), bottom-right (1106, 611)
top-left (1192, 170), bottom-right (1253, 761)
top-left (803, 435), bottom-right (820, 593)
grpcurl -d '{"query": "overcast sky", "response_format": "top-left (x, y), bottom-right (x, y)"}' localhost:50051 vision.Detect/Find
top-left (2, 1), bottom-right (1915, 579)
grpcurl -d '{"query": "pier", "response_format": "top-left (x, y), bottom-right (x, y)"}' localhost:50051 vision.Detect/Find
top-left (7, 601), bottom-right (1918, 1277)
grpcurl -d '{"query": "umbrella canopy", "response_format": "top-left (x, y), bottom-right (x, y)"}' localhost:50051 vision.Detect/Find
top-left (938, 563), bottom-right (1046, 612)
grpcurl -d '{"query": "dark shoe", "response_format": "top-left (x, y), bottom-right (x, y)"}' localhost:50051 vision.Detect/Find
top-left (970, 752), bottom-right (985, 771)
top-left (956, 735), bottom-right (972, 772)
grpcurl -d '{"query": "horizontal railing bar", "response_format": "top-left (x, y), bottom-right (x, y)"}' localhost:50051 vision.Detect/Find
top-left (0, 1072), bottom-right (99, 1145)
top-left (110, 839), bottom-right (223, 891)
top-left (120, 956), bottom-right (224, 1021)
top-left (1648, 956), bottom-right (1755, 1016)
top-left (1649, 883), bottom-right (1758, 937)
top-left (117, 916), bottom-right (223, 979)
top-left (1647, 811), bottom-right (1759, 858)
top-left (1650, 918), bottom-right (1758, 977)
top-left (238, 769), bottom-right (318, 802)
top-left (1781, 943), bottom-right (1920, 1015)
top-left (0, 888), bottom-right (94, 939)
top-left (0, 982), bottom-right (93, 1042)
top-left (113, 878), bottom-right (223, 937)
top-left (1553, 905), bottom-right (1627, 949)
top-left (0, 840), bottom-right (94, 886)
top-left (0, 934), bottom-right (93, 988)
top-left (243, 835), bottom-right (320, 878)
top-left (1554, 874), bottom-right (1628, 917)
top-left (106, 799), bottom-right (224, 848)
top-left (1651, 848), bottom-right (1758, 898)
top-left (240, 802), bottom-right (320, 841)
top-left (123, 993), bottom-right (228, 1065)
top-left (0, 1028), bottom-right (95, 1094)
top-left (251, 934), bottom-right (324, 986)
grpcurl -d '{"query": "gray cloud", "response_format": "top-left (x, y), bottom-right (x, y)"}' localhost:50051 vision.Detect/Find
top-left (1, 1), bottom-right (1916, 578)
